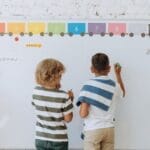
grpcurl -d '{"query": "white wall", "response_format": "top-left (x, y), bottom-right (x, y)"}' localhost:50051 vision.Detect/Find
top-left (0, 35), bottom-right (150, 149)
top-left (0, 0), bottom-right (150, 20)
top-left (0, 1), bottom-right (150, 150)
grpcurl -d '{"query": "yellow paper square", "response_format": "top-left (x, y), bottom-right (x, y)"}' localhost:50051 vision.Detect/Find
top-left (28, 23), bottom-right (45, 34)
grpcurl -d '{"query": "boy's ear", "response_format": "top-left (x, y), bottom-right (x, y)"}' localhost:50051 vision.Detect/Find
top-left (90, 66), bottom-right (95, 73)
top-left (107, 65), bottom-right (111, 73)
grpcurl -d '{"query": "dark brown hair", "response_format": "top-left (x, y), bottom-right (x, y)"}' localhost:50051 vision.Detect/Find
top-left (91, 53), bottom-right (109, 71)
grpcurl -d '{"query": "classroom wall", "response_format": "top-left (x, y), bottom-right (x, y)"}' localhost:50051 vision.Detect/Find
top-left (0, 1), bottom-right (150, 150)
top-left (0, 0), bottom-right (150, 20)
top-left (1, 33), bottom-right (150, 150)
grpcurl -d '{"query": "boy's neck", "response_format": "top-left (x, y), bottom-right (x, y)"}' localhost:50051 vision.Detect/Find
top-left (95, 72), bottom-right (108, 77)
top-left (42, 83), bottom-right (60, 90)
top-left (43, 86), bottom-right (57, 90)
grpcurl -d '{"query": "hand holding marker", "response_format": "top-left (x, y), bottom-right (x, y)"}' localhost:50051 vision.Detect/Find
top-left (114, 62), bottom-right (122, 74)
top-left (115, 62), bottom-right (121, 68)
top-left (114, 62), bottom-right (126, 97)
top-left (68, 89), bottom-right (74, 101)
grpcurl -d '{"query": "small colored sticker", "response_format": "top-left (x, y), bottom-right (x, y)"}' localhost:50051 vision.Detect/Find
top-left (14, 37), bottom-right (19, 41)
top-left (26, 43), bottom-right (42, 48)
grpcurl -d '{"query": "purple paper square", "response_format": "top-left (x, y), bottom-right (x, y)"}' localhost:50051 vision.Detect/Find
top-left (88, 23), bottom-right (106, 34)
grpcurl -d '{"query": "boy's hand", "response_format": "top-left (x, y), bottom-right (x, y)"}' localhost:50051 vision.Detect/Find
top-left (68, 90), bottom-right (74, 101)
top-left (114, 63), bottom-right (126, 97)
top-left (114, 63), bottom-right (122, 74)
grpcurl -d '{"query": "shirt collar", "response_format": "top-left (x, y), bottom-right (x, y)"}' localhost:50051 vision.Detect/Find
top-left (93, 75), bottom-right (109, 80)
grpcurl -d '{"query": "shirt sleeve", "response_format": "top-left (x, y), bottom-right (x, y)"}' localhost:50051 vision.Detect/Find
top-left (62, 99), bottom-right (73, 115)
top-left (76, 80), bottom-right (94, 106)
top-left (76, 82), bottom-right (88, 106)
top-left (32, 87), bottom-right (36, 106)
top-left (31, 100), bottom-right (35, 106)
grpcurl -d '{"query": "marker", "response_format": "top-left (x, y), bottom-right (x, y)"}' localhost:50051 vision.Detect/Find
top-left (115, 62), bottom-right (121, 68)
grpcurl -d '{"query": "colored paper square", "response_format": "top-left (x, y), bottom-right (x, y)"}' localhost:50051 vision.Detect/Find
top-left (68, 23), bottom-right (85, 34)
top-left (128, 23), bottom-right (148, 34)
top-left (28, 23), bottom-right (45, 34)
top-left (7, 23), bottom-right (25, 34)
top-left (88, 23), bottom-right (106, 34)
top-left (48, 23), bottom-right (65, 34)
top-left (108, 23), bottom-right (126, 35)
top-left (0, 23), bottom-right (5, 33)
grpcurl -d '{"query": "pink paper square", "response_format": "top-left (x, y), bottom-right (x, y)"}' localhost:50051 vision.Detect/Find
top-left (108, 23), bottom-right (126, 35)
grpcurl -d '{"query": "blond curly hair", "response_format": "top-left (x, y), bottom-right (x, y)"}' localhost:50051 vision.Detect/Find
top-left (35, 58), bottom-right (65, 86)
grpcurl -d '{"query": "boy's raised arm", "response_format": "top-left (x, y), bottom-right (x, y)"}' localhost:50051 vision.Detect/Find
top-left (114, 63), bottom-right (126, 97)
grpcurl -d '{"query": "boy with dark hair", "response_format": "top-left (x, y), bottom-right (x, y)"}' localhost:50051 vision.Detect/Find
top-left (77, 53), bottom-right (125, 150)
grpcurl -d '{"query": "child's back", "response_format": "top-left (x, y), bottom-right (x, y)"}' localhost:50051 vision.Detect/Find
top-left (77, 53), bottom-right (125, 150)
top-left (32, 58), bottom-right (73, 150)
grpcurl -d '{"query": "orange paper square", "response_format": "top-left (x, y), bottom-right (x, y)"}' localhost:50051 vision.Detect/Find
top-left (7, 23), bottom-right (25, 34)
top-left (0, 23), bottom-right (5, 33)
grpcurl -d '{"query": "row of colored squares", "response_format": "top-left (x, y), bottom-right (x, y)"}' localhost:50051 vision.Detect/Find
top-left (0, 22), bottom-right (149, 35)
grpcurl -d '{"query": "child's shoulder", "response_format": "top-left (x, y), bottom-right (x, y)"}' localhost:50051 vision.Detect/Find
top-left (57, 89), bottom-right (67, 93)
top-left (33, 86), bottom-right (54, 91)
top-left (33, 86), bottom-right (67, 94)
top-left (89, 76), bottom-right (116, 87)
top-left (33, 86), bottom-right (69, 101)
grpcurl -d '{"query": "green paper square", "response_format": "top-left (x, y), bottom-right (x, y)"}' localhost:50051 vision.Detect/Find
top-left (48, 23), bottom-right (66, 34)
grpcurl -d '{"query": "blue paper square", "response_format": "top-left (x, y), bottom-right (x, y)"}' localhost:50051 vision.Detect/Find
top-left (68, 23), bottom-right (86, 34)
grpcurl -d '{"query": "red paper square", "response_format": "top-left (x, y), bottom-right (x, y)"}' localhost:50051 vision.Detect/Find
top-left (0, 23), bottom-right (5, 33)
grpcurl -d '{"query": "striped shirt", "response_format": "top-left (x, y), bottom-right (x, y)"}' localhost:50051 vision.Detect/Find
top-left (77, 76), bottom-right (122, 131)
top-left (77, 76), bottom-right (116, 111)
top-left (32, 86), bottom-right (73, 142)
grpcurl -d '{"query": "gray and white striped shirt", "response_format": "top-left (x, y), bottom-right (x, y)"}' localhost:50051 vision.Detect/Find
top-left (32, 86), bottom-right (73, 142)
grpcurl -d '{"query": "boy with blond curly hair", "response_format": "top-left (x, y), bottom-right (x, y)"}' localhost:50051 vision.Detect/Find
top-left (32, 58), bottom-right (74, 150)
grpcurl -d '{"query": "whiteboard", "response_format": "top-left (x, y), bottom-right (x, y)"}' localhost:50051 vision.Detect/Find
top-left (0, 35), bottom-right (150, 149)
